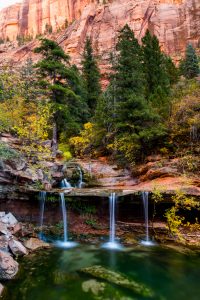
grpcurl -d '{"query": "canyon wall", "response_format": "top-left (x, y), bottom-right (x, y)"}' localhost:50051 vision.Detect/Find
top-left (0, 0), bottom-right (199, 68)
top-left (0, 0), bottom-right (92, 40)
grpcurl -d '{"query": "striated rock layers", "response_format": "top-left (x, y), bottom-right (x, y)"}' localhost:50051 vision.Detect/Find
top-left (0, 0), bottom-right (92, 40)
top-left (0, 0), bottom-right (199, 68)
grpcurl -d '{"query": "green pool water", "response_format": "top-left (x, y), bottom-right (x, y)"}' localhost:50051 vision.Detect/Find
top-left (2, 244), bottom-right (200, 300)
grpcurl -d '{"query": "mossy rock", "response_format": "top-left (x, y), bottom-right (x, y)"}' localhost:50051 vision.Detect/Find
top-left (80, 265), bottom-right (154, 297)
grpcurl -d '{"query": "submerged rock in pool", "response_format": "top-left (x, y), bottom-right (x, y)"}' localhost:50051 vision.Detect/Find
top-left (82, 279), bottom-right (105, 296)
top-left (80, 265), bottom-right (154, 297)
top-left (0, 250), bottom-right (18, 280)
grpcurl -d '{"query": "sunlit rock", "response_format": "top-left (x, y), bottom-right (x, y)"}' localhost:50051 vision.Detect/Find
top-left (24, 238), bottom-right (50, 251)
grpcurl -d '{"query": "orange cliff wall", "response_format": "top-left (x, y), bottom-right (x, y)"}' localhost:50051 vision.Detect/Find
top-left (0, 0), bottom-right (92, 40)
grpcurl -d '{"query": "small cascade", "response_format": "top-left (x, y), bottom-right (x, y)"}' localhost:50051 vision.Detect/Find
top-left (56, 193), bottom-right (77, 248)
top-left (77, 166), bottom-right (83, 188)
top-left (39, 191), bottom-right (47, 240)
top-left (141, 191), bottom-right (155, 246)
top-left (102, 192), bottom-right (122, 250)
top-left (61, 178), bottom-right (72, 188)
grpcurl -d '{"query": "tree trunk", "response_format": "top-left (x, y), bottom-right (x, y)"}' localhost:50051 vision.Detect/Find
top-left (52, 121), bottom-right (58, 154)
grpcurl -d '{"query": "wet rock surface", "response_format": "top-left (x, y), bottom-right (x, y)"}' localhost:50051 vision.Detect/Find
top-left (24, 238), bottom-right (50, 251)
top-left (0, 250), bottom-right (19, 280)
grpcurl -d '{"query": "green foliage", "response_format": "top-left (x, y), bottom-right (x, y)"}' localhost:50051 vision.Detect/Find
top-left (0, 63), bottom-right (53, 160)
top-left (58, 143), bottom-right (72, 161)
top-left (0, 142), bottom-right (19, 160)
top-left (81, 37), bottom-right (102, 114)
top-left (180, 44), bottom-right (199, 79)
top-left (69, 122), bottom-right (96, 157)
top-left (165, 190), bottom-right (200, 241)
top-left (68, 199), bottom-right (96, 215)
top-left (142, 30), bottom-right (170, 115)
top-left (34, 38), bottom-right (89, 145)
top-left (169, 79), bottom-right (200, 154)
top-left (114, 25), bottom-right (145, 99)
top-left (102, 25), bottom-right (166, 164)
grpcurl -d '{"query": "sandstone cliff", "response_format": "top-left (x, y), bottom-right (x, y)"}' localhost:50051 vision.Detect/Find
top-left (0, 0), bottom-right (199, 69)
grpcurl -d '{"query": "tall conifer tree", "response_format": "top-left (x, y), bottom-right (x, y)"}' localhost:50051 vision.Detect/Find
top-left (34, 38), bottom-right (88, 150)
top-left (180, 44), bottom-right (199, 79)
top-left (142, 30), bottom-right (170, 110)
top-left (108, 25), bottom-right (165, 163)
top-left (82, 37), bottom-right (102, 114)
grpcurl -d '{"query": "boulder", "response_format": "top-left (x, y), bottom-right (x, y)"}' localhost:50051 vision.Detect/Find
top-left (0, 222), bottom-right (9, 235)
top-left (0, 250), bottom-right (19, 280)
top-left (11, 223), bottom-right (22, 235)
top-left (0, 236), bottom-right (9, 252)
top-left (8, 239), bottom-right (28, 256)
top-left (23, 238), bottom-right (50, 251)
top-left (1, 213), bottom-right (18, 226)
top-left (4, 158), bottom-right (26, 171)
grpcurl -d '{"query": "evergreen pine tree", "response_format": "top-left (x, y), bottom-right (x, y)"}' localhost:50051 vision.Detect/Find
top-left (180, 44), bottom-right (199, 79)
top-left (106, 25), bottom-right (166, 163)
top-left (34, 38), bottom-right (88, 150)
top-left (114, 24), bottom-right (145, 101)
top-left (142, 30), bottom-right (170, 110)
top-left (82, 37), bottom-right (102, 114)
top-left (164, 55), bottom-right (179, 85)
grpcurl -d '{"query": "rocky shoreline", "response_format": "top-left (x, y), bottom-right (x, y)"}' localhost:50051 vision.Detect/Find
top-left (0, 212), bottom-right (50, 296)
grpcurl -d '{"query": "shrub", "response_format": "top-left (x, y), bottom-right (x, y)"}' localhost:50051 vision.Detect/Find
top-left (0, 142), bottom-right (19, 160)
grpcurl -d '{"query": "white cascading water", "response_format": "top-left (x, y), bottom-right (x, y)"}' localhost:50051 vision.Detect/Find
top-left (142, 191), bottom-right (149, 242)
top-left (141, 191), bottom-right (155, 246)
top-left (109, 192), bottom-right (116, 243)
top-left (102, 192), bottom-right (122, 250)
top-left (77, 166), bottom-right (83, 188)
top-left (61, 178), bottom-right (72, 188)
top-left (56, 193), bottom-right (77, 248)
top-left (39, 191), bottom-right (47, 239)
top-left (60, 192), bottom-right (68, 242)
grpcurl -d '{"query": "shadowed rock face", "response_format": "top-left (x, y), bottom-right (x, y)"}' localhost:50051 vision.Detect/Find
top-left (0, 0), bottom-right (199, 68)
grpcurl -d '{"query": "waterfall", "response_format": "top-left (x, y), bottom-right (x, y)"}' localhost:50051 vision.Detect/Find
top-left (142, 192), bottom-right (149, 242)
top-left (102, 192), bottom-right (122, 250)
top-left (39, 191), bottom-right (47, 239)
top-left (60, 193), bottom-right (68, 242)
top-left (109, 192), bottom-right (116, 243)
top-left (141, 191), bottom-right (155, 246)
top-left (56, 193), bottom-right (77, 248)
top-left (61, 178), bottom-right (72, 188)
top-left (77, 166), bottom-right (83, 188)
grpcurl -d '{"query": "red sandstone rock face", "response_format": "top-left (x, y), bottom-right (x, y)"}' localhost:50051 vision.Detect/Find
top-left (0, 0), bottom-right (199, 69)
top-left (0, 0), bottom-right (92, 39)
